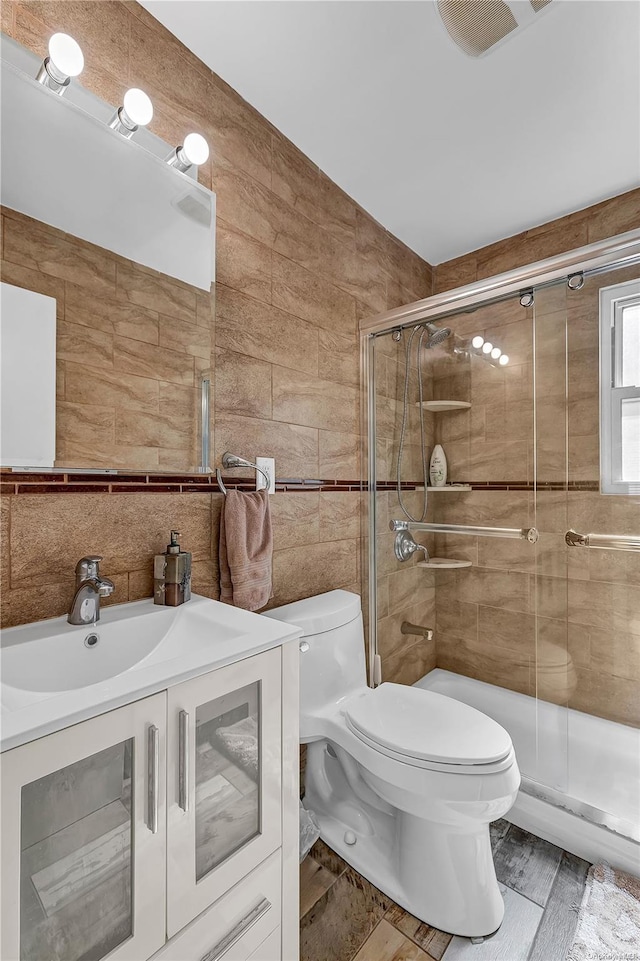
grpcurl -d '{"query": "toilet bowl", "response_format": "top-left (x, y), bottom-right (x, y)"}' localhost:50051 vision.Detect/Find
top-left (263, 590), bottom-right (520, 938)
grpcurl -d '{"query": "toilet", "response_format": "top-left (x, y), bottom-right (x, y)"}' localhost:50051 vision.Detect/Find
top-left (263, 589), bottom-right (521, 938)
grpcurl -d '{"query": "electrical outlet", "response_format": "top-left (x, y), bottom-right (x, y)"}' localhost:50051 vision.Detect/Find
top-left (256, 456), bottom-right (275, 494)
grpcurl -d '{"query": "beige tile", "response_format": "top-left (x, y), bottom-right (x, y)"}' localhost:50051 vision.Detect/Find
top-left (387, 566), bottom-right (424, 615)
top-left (353, 918), bottom-right (433, 961)
top-left (271, 251), bottom-right (356, 335)
top-left (270, 492), bottom-right (320, 551)
top-left (64, 281), bottom-right (159, 344)
top-left (272, 367), bottom-right (358, 434)
top-left (214, 349), bottom-right (272, 419)
top-left (215, 221), bottom-right (272, 305)
top-left (319, 492), bottom-right (361, 542)
top-left (382, 637), bottom-right (436, 687)
top-left (116, 262), bottom-right (196, 325)
top-left (114, 336), bottom-right (195, 387)
top-left (3, 213), bottom-right (116, 293)
top-left (115, 408), bottom-right (193, 451)
top-left (215, 413), bottom-right (318, 478)
top-left (588, 188), bottom-right (640, 243)
top-left (9, 493), bottom-right (212, 587)
top-left (318, 328), bottom-right (359, 388)
top-left (319, 431), bottom-right (360, 479)
top-left (56, 401), bottom-right (115, 454)
top-left (0, 258), bottom-right (65, 315)
top-left (198, 81), bottom-right (273, 190)
top-left (211, 161), bottom-right (279, 248)
top-left (272, 539), bottom-right (358, 606)
top-left (158, 315), bottom-right (210, 360)
top-left (436, 634), bottom-right (532, 696)
top-left (216, 284), bottom-right (319, 375)
top-left (57, 320), bottom-right (114, 370)
top-left (570, 669), bottom-right (640, 727)
top-left (378, 597), bottom-right (436, 661)
top-left (477, 606), bottom-right (536, 655)
top-left (64, 363), bottom-right (159, 414)
top-left (437, 600), bottom-right (479, 643)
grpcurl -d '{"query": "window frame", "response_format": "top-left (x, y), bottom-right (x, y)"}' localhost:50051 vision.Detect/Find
top-left (599, 277), bottom-right (640, 495)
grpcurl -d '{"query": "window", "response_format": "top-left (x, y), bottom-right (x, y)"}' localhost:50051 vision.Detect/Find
top-left (600, 278), bottom-right (640, 495)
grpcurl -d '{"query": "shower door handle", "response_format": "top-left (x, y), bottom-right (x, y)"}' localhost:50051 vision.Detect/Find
top-left (565, 530), bottom-right (640, 552)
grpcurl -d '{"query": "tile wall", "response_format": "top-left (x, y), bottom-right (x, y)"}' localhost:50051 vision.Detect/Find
top-left (0, 0), bottom-right (431, 630)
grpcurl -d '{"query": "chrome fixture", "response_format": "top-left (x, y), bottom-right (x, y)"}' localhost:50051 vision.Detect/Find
top-left (567, 272), bottom-right (585, 290)
top-left (109, 88), bottom-right (153, 139)
top-left (394, 530), bottom-right (430, 563)
top-left (216, 451), bottom-right (271, 496)
top-left (166, 133), bottom-right (210, 173)
top-left (200, 375), bottom-right (211, 473)
top-left (401, 622), bottom-right (434, 641)
top-left (67, 555), bottom-right (115, 625)
top-left (565, 529), bottom-right (640, 552)
top-left (392, 329), bottom-right (403, 342)
top-left (520, 290), bottom-right (535, 307)
top-left (391, 519), bottom-right (539, 543)
top-left (36, 33), bottom-right (84, 95)
top-left (422, 321), bottom-right (452, 348)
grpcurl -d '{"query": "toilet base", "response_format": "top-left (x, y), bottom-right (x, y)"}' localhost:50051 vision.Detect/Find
top-left (305, 742), bottom-right (507, 938)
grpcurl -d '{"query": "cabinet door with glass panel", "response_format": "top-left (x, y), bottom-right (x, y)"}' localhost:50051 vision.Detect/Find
top-left (166, 648), bottom-right (282, 936)
top-left (0, 693), bottom-right (167, 961)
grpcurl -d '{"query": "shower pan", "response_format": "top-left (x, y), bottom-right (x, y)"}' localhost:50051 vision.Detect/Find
top-left (361, 229), bottom-right (640, 874)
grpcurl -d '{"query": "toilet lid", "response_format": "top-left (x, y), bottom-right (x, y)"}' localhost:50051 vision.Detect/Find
top-left (346, 683), bottom-right (513, 766)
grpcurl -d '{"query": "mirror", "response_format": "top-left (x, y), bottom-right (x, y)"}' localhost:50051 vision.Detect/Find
top-left (0, 37), bottom-right (215, 474)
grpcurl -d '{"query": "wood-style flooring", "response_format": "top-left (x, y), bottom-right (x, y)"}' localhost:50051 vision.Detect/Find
top-left (300, 821), bottom-right (589, 961)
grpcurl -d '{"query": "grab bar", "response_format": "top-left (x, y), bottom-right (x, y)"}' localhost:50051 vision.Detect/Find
top-left (216, 451), bottom-right (271, 496)
top-left (390, 520), bottom-right (539, 543)
top-left (565, 530), bottom-right (640, 552)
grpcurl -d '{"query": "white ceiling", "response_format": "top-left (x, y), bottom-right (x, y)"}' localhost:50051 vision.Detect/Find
top-left (140, 0), bottom-right (640, 264)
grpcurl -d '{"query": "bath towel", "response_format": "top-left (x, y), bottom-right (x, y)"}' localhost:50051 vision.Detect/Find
top-left (219, 489), bottom-right (273, 611)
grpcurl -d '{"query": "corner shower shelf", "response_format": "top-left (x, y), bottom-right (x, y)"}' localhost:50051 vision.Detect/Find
top-left (417, 558), bottom-right (472, 569)
top-left (417, 400), bottom-right (472, 412)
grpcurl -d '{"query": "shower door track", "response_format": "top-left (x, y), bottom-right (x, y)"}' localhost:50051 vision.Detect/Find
top-left (361, 227), bottom-right (640, 687)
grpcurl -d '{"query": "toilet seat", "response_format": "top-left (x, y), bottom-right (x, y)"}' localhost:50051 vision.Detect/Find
top-left (345, 683), bottom-right (513, 770)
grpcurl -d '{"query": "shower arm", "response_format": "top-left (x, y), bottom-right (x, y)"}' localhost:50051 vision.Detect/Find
top-left (390, 520), bottom-right (539, 543)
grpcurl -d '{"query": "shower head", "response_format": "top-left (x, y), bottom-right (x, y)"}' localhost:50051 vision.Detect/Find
top-left (422, 321), bottom-right (452, 348)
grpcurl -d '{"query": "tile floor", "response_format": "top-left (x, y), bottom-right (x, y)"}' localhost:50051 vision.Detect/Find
top-left (300, 821), bottom-right (590, 961)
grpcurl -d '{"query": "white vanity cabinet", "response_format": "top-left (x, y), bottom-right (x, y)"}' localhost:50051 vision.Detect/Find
top-left (0, 643), bottom-right (299, 961)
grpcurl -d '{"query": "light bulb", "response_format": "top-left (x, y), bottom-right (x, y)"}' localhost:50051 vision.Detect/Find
top-left (499, 354), bottom-right (509, 366)
top-left (491, 347), bottom-right (502, 359)
top-left (482, 342), bottom-right (493, 354)
top-left (166, 133), bottom-right (210, 172)
top-left (48, 33), bottom-right (84, 78)
top-left (181, 133), bottom-right (210, 166)
top-left (36, 33), bottom-right (84, 94)
top-left (471, 335), bottom-right (484, 349)
top-left (110, 88), bottom-right (154, 138)
top-left (123, 88), bottom-right (153, 127)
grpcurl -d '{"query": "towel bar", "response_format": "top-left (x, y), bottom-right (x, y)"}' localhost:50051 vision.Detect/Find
top-left (216, 452), bottom-right (271, 496)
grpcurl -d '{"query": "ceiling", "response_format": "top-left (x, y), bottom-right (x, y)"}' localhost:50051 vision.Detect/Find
top-left (140, 0), bottom-right (640, 265)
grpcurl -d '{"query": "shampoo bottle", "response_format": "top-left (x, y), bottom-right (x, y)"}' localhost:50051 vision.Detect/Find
top-left (429, 445), bottom-right (447, 487)
top-left (154, 531), bottom-right (192, 606)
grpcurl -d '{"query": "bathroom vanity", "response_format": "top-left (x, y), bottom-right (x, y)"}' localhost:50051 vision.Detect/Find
top-left (0, 596), bottom-right (301, 961)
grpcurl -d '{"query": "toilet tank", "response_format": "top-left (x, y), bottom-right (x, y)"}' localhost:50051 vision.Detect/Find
top-left (262, 591), bottom-right (366, 720)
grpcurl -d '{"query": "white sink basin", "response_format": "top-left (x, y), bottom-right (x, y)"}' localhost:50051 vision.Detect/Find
top-left (0, 595), bottom-right (301, 752)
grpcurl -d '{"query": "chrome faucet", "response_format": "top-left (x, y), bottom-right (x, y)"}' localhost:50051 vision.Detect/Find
top-left (68, 555), bottom-right (115, 625)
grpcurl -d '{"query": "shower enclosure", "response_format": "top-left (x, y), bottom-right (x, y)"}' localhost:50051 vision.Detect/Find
top-left (361, 231), bottom-right (640, 873)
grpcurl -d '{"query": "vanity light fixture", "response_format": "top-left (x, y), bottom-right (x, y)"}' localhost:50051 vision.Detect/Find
top-left (490, 346), bottom-right (502, 360)
top-left (499, 354), bottom-right (510, 366)
top-left (471, 335), bottom-right (484, 349)
top-left (36, 33), bottom-right (84, 95)
top-left (166, 133), bottom-right (210, 173)
top-left (109, 88), bottom-right (154, 139)
top-left (482, 341), bottom-right (493, 354)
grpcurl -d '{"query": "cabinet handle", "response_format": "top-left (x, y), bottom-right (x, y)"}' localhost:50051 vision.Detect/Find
top-left (199, 898), bottom-right (272, 961)
top-left (178, 709), bottom-right (189, 812)
top-left (147, 724), bottom-right (159, 834)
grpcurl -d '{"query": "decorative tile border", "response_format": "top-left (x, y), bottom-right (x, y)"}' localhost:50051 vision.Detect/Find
top-left (0, 472), bottom-right (598, 495)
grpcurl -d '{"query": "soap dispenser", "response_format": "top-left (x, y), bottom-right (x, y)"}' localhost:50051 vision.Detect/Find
top-left (154, 531), bottom-right (192, 606)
